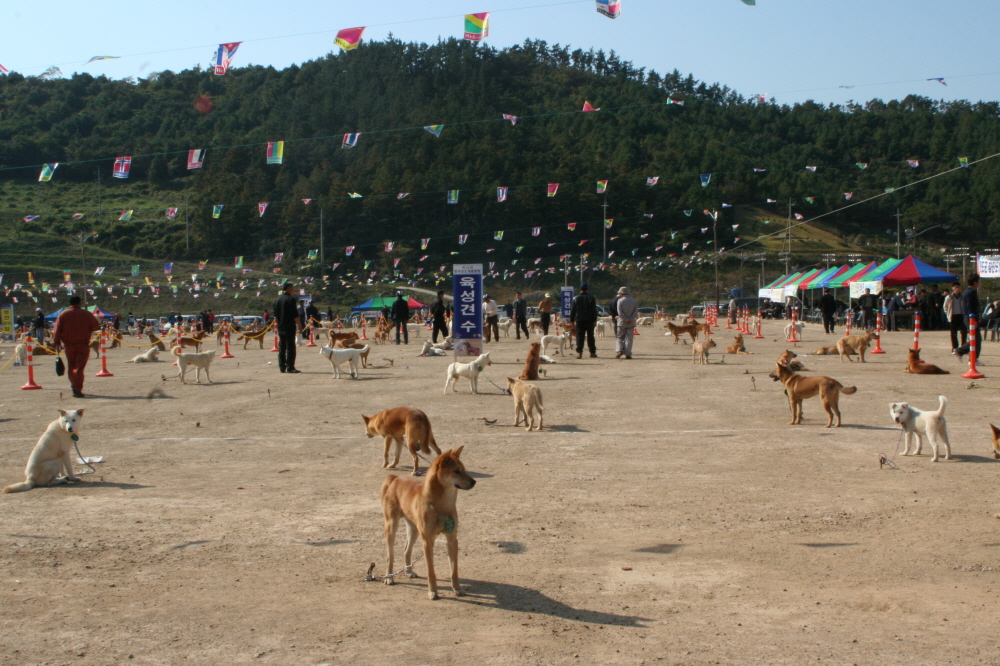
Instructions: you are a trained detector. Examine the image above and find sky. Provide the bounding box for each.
[1,0,997,105]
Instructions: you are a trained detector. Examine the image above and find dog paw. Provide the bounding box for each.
[454,587,464,597]
[67,475,80,482]
[428,591,440,600]
[383,577,394,586]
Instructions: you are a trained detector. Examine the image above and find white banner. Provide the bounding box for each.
[850,280,883,299]
[977,254,1000,279]
[782,285,799,301]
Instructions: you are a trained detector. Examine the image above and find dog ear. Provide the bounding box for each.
[58,409,67,416]
[453,445,464,458]
[75,409,84,416]
[361,415,370,424]
[990,423,1000,437]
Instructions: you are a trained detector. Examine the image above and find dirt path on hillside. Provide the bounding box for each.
[1,322,999,665]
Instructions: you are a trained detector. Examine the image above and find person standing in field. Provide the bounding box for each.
[51,295,100,398]
[944,281,967,353]
[570,283,598,359]
[483,294,499,343]
[538,293,553,335]
[513,291,529,340]
[273,282,302,373]
[614,286,638,359]
[819,288,837,334]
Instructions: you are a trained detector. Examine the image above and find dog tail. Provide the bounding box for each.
[3,480,33,493]
[171,345,183,358]
[935,395,948,416]
[840,385,858,395]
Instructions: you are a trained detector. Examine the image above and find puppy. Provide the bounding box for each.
[783,321,805,340]
[692,338,716,364]
[3,409,85,493]
[507,377,544,431]
[520,342,541,380]
[778,349,807,372]
[171,345,215,384]
[812,346,842,356]
[837,331,875,363]
[320,344,368,378]
[890,396,951,462]
[363,407,442,475]
[725,334,752,355]
[769,362,856,427]
[123,347,161,363]
[380,447,475,600]
[146,331,167,352]
[418,340,447,357]
[540,334,566,357]
[904,348,950,375]
[443,352,492,394]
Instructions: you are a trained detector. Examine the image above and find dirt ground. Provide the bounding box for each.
[1,320,999,666]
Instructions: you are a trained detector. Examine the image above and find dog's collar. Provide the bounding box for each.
[443,516,456,534]
[70,434,79,441]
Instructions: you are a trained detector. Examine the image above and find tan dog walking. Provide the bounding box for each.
[380,447,476,600]
[362,407,442,475]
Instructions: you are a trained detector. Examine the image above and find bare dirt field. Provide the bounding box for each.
[1,320,999,665]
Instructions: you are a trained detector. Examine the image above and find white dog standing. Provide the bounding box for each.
[540,334,567,357]
[444,352,492,394]
[783,321,805,340]
[890,396,952,462]
[4,409,85,493]
[172,345,215,384]
[320,344,369,378]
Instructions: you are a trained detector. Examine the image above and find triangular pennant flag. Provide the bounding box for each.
[805,166,817,172]
[722,203,732,208]
[805,197,815,204]
[458,235,468,245]
[766,198,777,203]
[235,256,244,269]
[393,258,401,268]
[532,227,541,236]
[113,156,131,178]
[794,213,804,220]
[38,163,58,182]
[494,231,504,240]
[342,133,361,149]
[72,213,85,219]
[547,183,559,197]
[684,210,692,216]
[421,238,430,250]
[646,176,659,186]
[567,223,576,231]
[907,160,920,168]
[582,101,599,112]
[348,192,363,198]
[266,141,284,165]
[596,180,608,194]
[503,114,519,125]
[959,156,969,167]
[604,219,613,228]
[258,202,268,217]
[856,162,868,170]
[274,253,283,263]
[397,193,409,200]
[668,98,685,106]
[463,12,490,41]
[302,198,312,205]
[119,209,133,221]
[345,246,355,256]
[385,242,395,252]
[213,205,224,218]
[754,168,767,173]
[497,186,508,202]
[700,174,711,187]
[844,192,853,200]
[424,125,444,137]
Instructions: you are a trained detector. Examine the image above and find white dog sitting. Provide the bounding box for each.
[3,409,85,493]
[171,345,215,384]
[540,334,567,357]
[320,344,369,378]
[890,395,952,462]
[124,347,161,363]
[418,340,447,357]
[783,321,805,339]
[443,352,492,394]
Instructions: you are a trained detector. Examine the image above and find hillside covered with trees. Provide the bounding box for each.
[2,37,1000,278]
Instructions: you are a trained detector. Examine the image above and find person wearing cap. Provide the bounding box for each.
[51,295,100,398]
[390,292,410,344]
[32,308,47,345]
[483,294,499,342]
[430,290,449,343]
[513,291,529,340]
[273,282,302,373]
[538,293,553,335]
[614,286,638,359]
[569,283,598,358]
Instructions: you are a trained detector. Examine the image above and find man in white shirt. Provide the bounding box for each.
[483,294,499,342]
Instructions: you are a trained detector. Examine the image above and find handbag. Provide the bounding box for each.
[55,356,65,377]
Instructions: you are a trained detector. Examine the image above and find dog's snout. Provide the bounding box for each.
[468,477,476,488]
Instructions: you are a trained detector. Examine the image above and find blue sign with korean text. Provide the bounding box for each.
[452,264,483,356]
[560,286,575,319]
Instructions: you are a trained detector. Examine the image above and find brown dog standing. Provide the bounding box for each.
[769,362,857,427]
[381,447,476,600]
[520,342,541,380]
[363,407,442,475]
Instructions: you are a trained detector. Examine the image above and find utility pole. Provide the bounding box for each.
[184,193,190,252]
[955,247,970,281]
[319,208,325,268]
[784,199,793,275]
[601,196,609,265]
[894,208,902,259]
[96,167,103,228]
[579,254,587,285]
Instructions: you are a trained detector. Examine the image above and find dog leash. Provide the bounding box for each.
[480,370,511,395]
[879,429,905,469]
[72,435,98,476]
[366,552,424,582]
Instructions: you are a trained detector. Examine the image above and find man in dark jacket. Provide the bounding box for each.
[305,301,320,332]
[513,291,529,339]
[273,282,302,373]
[956,274,983,362]
[390,292,409,345]
[570,283,598,359]
[819,289,837,334]
[857,288,878,331]
[430,291,449,343]
[32,308,47,344]
[52,295,101,397]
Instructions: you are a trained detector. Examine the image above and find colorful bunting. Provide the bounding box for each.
[532,227,541,236]
[274,253,283,263]
[342,133,361,149]
[547,183,559,197]
[582,101,600,112]
[307,250,318,260]
[928,77,947,86]
[346,246,355,256]
[213,205,224,218]
[805,196,814,204]
[235,256,244,269]
[119,210,133,221]
[503,114,519,125]
[0,64,8,74]
[38,163,58,182]
[646,176,659,186]
[113,156,131,178]
[700,174,711,187]
[604,219,613,228]
[447,190,459,204]
[794,213,804,220]
[458,235,468,245]
[164,262,173,274]
[766,198,777,203]
[187,149,205,169]
[907,160,920,168]
[844,192,853,200]
[805,166,817,172]
[266,141,284,164]
[596,180,608,194]
[424,125,444,137]
[668,98,685,106]
[959,156,969,167]
[421,238,430,250]
[463,13,490,41]
[393,258,401,268]
[596,0,622,19]
[385,242,395,252]
[856,162,868,170]
[335,27,365,51]
[494,230,504,240]
[166,208,178,220]
[348,192,363,198]
[198,261,207,269]
[258,202,268,217]
[72,213,85,219]
[497,186,508,202]
[131,265,140,277]
[214,42,241,75]
[302,198,313,205]
[754,168,767,173]
[397,193,409,199]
